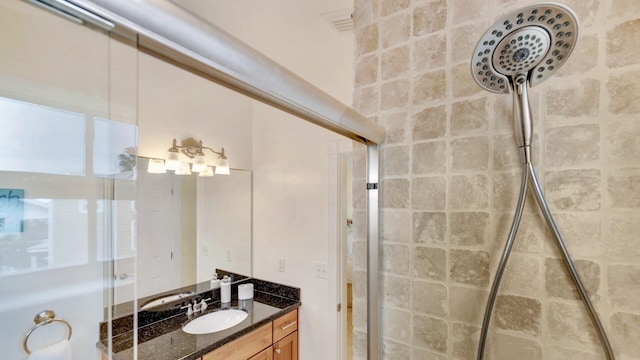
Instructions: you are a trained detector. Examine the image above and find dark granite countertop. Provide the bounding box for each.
[99,274,301,360]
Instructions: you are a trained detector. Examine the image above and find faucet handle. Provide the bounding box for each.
[186,303,193,316]
[200,299,208,311]
[193,300,201,312]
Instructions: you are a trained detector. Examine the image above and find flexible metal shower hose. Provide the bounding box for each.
[476,162,615,360]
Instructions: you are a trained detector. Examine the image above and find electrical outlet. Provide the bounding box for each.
[226,249,231,262]
[278,258,285,272]
[315,262,327,279]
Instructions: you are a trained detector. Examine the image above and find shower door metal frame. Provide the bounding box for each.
[27,0,385,359]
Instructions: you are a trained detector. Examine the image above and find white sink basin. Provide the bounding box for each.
[182,309,248,335]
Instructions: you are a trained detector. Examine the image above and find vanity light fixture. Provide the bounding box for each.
[147,137,230,175]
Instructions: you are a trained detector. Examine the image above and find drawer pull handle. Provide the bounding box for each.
[280,320,297,331]
[275,348,281,354]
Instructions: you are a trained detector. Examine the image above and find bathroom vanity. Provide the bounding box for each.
[99,273,300,360]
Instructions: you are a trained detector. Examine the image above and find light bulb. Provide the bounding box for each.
[147,158,166,174]
[165,151,182,171]
[191,154,207,172]
[199,166,214,177]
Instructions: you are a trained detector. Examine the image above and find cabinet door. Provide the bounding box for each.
[249,347,273,360]
[202,323,272,360]
[273,331,297,360]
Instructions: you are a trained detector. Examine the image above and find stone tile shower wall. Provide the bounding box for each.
[350,0,640,359]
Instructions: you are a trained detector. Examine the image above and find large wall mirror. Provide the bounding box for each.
[112,158,251,306]
[112,50,254,310]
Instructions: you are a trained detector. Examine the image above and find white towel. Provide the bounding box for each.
[27,339,71,360]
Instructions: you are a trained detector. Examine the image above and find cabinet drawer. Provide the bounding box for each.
[248,346,273,360]
[273,309,298,342]
[203,323,272,360]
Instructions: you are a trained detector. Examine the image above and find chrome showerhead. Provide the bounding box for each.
[471,3,579,94]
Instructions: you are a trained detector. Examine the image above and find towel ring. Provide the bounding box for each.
[23,310,72,354]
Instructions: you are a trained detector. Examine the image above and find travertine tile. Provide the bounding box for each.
[412,280,448,316]
[382,275,410,309]
[413,105,446,140]
[449,249,490,286]
[548,301,598,344]
[450,0,489,25]
[608,264,640,311]
[381,13,410,49]
[557,34,598,77]
[545,169,601,211]
[493,172,519,211]
[495,213,546,254]
[561,0,599,27]
[382,243,411,275]
[608,168,640,208]
[382,145,410,176]
[382,307,412,342]
[611,312,640,357]
[492,333,542,360]
[353,329,367,359]
[353,0,378,28]
[382,339,411,360]
[607,69,640,114]
[451,22,490,63]
[381,79,410,110]
[382,112,408,144]
[352,270,367,299]
[449,175,489,210]
[545,258,600,301]
[412,176,446,210]
[606,117,640,163]
[413,0,447,37]
[412,347,448,360]
[413,246,446,281]
[553,213,602,257]
[353,179,366,210]
[414,33,447,69]
[355,23,378,56]
[353,85,378,115]
[382,210,410,243]
[452,62,483,98]
[502,254,542,297]
[493,133,519,170]
[545,124,600,167]
[450,286,488,324]
[381,46,409,80]
[414,70,447,104]
[451,136,489,171]
[546,78,600,117]
[610,0,640,17]
[353,299,368,331]
[412,141,446,174]
[451,98,489,136]
[413,212,446,244]
[495,295,542,336]
[547,346,603,360]
[607,19,640,68]
[607,215,640,260]
[380,0,409,17]
[355,54,378,87]
[450,211,489,246]
[413,314,448,353]
[452,322,479,359]
[381,178,410,208]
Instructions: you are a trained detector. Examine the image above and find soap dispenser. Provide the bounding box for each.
[211,272,220,289]
[220,275,231,303]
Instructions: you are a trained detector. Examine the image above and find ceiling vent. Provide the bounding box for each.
[321,8,354,32]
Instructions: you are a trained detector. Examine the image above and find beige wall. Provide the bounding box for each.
[351,0,640,359]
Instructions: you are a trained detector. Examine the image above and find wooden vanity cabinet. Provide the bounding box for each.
[201,309,298,360]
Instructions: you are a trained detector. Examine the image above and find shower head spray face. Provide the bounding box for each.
[471,3,579,94]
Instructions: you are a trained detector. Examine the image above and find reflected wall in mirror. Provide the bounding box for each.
[113,157,251,305]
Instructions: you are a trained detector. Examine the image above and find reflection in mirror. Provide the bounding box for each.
[112,157,251,307]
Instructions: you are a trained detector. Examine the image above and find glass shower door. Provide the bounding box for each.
[0,1,137,358]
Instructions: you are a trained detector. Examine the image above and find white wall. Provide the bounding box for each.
[175,1,355,358]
